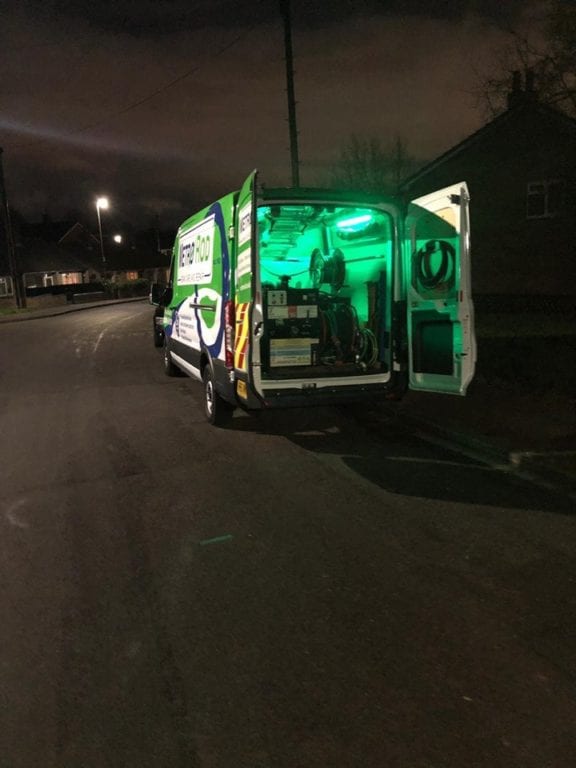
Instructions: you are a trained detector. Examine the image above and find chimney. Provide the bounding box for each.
[507,69,538,110]
[507,70,523,109]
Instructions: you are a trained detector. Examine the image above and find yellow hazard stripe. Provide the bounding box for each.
[234,302,250,371]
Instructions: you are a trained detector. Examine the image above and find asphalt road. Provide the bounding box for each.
[1,303,575,768]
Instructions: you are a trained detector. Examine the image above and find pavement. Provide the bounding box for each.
[358,381,576,499]
[0,295,147,323]
[2,296,574,498]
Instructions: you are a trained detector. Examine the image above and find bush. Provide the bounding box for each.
[102,278,150,298]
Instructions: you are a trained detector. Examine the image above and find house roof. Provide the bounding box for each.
[58,221,100,247]
[12,217,175,274]
[403,97,576,189]
[17,238,94,274]
[103,249,171,271]
[20,219,77,243]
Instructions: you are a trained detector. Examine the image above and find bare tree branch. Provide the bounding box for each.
[474,1,576,118]
[328,134,421,194]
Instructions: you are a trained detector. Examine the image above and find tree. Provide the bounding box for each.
[478,1,576,118]
[328,134,420,195]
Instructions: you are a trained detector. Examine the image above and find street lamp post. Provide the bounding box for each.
[95,196,109,266]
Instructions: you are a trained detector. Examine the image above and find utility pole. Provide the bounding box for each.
[0,147,25,308]
[280,0,300,187]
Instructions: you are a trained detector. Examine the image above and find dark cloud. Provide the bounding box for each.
[10,0,534,36]
[0,1,546,227]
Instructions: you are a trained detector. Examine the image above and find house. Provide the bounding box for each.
[403,72,576,302]
[18,219,101,285]
[0,273,14,302]
[14,218,172,302]
[100,227,172,286]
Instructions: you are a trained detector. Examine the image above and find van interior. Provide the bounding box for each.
[257,203,394,380]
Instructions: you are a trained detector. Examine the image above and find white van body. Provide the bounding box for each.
[152,172,476,425]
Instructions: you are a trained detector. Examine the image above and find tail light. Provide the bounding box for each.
[225,300,235,369]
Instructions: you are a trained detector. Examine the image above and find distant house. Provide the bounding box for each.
[1,211,174,308]
[14,219,99,288]
[0,274,14,300]
[101,227,172,285]
[19,240,95,289]
[403,72,576,300]
[16,219,172,290]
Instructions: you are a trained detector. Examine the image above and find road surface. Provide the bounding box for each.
[1,303,575,767]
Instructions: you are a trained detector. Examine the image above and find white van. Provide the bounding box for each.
[151,171,476,425]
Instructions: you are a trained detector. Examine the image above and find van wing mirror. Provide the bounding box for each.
[150,282,172,306]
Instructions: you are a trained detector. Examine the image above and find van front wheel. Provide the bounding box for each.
[163,337,180,377]
[202,367,233,426]
[153,316,164,347]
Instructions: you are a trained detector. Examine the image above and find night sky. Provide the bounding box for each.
[1,0,543,230]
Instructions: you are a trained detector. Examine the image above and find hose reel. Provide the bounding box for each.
[415,239,455,291]
[309,248,346,292]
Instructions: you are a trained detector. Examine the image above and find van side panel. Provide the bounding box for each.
[164,193,236,401]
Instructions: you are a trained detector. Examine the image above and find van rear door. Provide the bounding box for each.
[405,183,476,395]
[233,170,259,405]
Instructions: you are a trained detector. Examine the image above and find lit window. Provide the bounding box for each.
[527,180,564,219]
[0,276,14,296]
[125,271,139,281]
[61,272,81,285]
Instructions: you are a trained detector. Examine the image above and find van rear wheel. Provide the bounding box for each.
[202,366,233,426]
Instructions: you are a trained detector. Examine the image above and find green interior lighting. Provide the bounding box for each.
[336,212,373,230]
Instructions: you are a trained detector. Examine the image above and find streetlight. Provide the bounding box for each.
[113,234,122,244]
[95,196,109,265]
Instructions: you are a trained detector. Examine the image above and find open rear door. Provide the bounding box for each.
[233,170,258,404]
[405,182,476,395]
